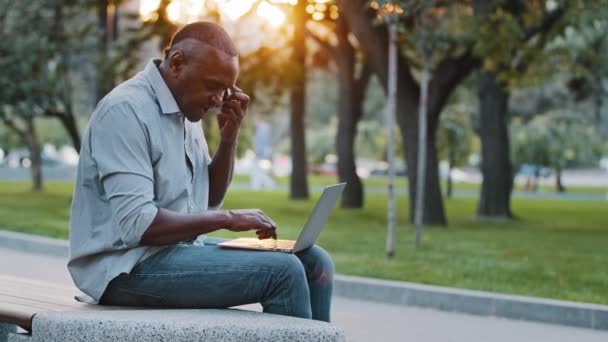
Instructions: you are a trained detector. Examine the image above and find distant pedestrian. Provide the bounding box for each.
[250,113,276,190]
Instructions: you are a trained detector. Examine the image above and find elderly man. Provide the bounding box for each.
[68,21,334,322]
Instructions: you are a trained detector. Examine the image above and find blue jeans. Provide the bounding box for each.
[99,237,335,322]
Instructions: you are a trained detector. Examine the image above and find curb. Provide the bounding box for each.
[334,274,608,331]
[1,230,607,331]
[0,230,68,258]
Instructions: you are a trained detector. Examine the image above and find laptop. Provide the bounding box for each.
[218,183,346,253]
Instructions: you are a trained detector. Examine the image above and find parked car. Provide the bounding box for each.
[5,148,63,168]
[369,160,407,177]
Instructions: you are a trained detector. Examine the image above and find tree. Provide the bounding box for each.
[340,0,479,225]
[511,114,603,192]
[1,0,94,155]
[306,7,371,208]
[0,1,86,190]
[473,0,567,218]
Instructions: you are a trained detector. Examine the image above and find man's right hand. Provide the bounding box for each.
[225,209,277,238]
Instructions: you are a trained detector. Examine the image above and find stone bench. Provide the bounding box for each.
[0,275,345,342]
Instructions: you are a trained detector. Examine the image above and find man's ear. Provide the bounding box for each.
[169,50,186,76]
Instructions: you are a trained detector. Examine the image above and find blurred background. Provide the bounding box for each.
[1,0,607,307]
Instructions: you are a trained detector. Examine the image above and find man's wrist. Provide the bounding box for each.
[221,210,233,228]
[219,139,237,147]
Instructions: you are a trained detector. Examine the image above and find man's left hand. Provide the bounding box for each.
[218,86,249,144]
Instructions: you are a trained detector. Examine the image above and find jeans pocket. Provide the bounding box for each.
[101,284,165,307]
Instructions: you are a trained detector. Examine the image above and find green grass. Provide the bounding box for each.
[1,181,607,305]
[232,174,607,195]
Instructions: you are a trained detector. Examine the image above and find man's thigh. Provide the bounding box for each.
[101,241,301,308]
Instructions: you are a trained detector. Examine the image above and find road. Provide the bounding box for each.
[1,247,607,341]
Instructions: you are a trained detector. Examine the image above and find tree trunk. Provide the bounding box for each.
[447,149,454,198]
[49,5,81,154]
[24,118,42,192]
[96,0,109,102]
[96,0,119,102]
[414,62,430,244]
[591,39,604,134]
[289,1,309,200]
[556,163,566,193]
[335,18,363,208]
[59,113,81,153]
[477,72,513,218]
[395,85,446,226]
[593,78,604,136]
[405,132,445,225]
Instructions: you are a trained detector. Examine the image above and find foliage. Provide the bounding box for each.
[373,0,475,70]
[511,114,604,170]
[0,125,20,150]
[96,1,158,100]
[551,1,608,136]
[471,0,608,90]
[356,120,403,161]
[0,0,148,143]
[437,104,472,167]
[0,0,93,188]
[0,1,74,121]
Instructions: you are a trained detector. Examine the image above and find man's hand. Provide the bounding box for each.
[218,86,249,144]
[225,209,277,239]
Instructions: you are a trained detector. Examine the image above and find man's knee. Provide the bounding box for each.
[279,254,307,281]
[298,245,334,285]
[310,245,334,272]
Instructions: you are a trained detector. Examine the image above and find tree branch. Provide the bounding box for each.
[524,6,567,42]
[0,115,27,141]
[428,47,480,128]
[355,62,372,91]
[305,27,337,60]
[354,62,372,122]
[0,1,15,33]
[339,0,419,95]
[514,6,568,74]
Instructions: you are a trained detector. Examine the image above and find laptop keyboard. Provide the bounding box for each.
[256,239,295,249]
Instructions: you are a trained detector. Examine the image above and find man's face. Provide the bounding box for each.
[169,43,239,122]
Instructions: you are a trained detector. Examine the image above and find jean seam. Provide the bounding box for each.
[130,269,280,277]
[276,257,297,316]
[108,284,163,301]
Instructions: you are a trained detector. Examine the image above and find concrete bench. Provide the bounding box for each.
[0,275,345,342]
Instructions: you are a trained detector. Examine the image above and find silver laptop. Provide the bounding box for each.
[218,183,346,253]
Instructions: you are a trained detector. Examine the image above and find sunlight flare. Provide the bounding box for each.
[167,0,206,23]
[218,0,255,21]
[139,0,161,21]
[256,1,286,28]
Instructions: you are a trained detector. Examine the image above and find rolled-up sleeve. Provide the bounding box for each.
[91,103,158,248]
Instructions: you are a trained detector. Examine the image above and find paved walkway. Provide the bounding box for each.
[2,247,607,341]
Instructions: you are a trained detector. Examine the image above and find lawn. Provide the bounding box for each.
[1,181,607,305]
[233,174,608,195]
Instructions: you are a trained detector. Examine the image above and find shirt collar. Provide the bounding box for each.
[144,59,181,115]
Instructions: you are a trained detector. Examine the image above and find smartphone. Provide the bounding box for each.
[222,88,232,102]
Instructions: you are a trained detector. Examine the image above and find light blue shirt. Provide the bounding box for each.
[68,59,212,303]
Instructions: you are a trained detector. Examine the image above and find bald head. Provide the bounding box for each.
[158,21,239,123]
[164,21,237,60]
